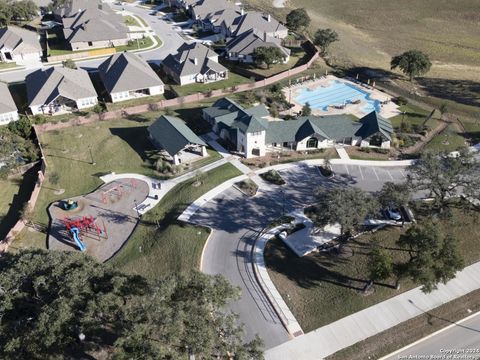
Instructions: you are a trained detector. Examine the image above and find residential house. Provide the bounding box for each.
[0,26,42,65]
[225,29,290,64]
[190,0,238,23]
[98,52,164,103]
[162,42,228,85]
[148,115,208,165]
[203,98,394,158]
[62,3,129,50]
[53,0,102,19]
[221,11,288,39]
[0,82,19,125]
[26,67,98,115]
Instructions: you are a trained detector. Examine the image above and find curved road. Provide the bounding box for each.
[0,2,185,82]
[189,162,409,349]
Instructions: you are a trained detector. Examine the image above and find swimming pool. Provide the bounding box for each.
[294,80,381,114]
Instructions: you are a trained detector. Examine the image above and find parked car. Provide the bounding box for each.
[386,208,402,221]
[150,10,158,15]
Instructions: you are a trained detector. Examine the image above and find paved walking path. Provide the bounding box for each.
[335,147,350,160]
[265,261,480,360]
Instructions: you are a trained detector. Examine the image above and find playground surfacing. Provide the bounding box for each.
[48,178,149,262]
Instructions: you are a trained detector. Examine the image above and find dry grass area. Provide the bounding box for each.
[264,207,480,333]
[246,0,480,82]
[326,288,480,360]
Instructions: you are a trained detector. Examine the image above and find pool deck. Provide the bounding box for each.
[282,75,400,119]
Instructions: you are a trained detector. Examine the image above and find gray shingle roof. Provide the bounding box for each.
[148,115,206,156]
[232,11,287,37]
[226,29,290,57]
[0,82,17,114]
[26,67,97,106]
[63,5,127,43]
[54,0,101,18]
[355,111,394,140]
[162,42,227,78]
[191,0,238,20]
[0,26,41,54]
[98,52,163,94]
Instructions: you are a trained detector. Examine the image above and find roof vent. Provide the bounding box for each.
[240,8,244,15]
[267,14,271,22]
[193,57,198,65]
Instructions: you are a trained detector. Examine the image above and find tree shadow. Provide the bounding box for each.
[416,77,480,108]
[174,107,212,135]
[0,164,40,239]
[109,126,157,163]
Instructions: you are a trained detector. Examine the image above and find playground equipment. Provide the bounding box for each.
[61,199,78,211]
[70,227,86,252]
[62,215,108,251]
[101,179,138,204]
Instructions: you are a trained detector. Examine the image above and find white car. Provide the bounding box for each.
[386,208,402,221]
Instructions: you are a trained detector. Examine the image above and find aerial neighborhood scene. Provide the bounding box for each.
[0,0,479,358]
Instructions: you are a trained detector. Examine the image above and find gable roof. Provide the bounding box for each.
[226,29,290,57]
[162,42,228,77]
[0,82,17,114]
[54,0,102,18]
[63,5,127,43]
[148,115,206,156]
[191,0,238,20]
[26,67,97,106]
[232,11,287,37]
[355,111,394,140]
[0,26,41,54]
[98,52,163,94]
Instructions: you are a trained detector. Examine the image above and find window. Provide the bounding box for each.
[88,41,93,46]
[306,137,318,148]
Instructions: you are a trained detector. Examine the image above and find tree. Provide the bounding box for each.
[407,149,480,213]
[62,58,77,69]
[0,249,264,360]
[438,102,448,121]
[301,102,311,116]
[286,8,310,31]
[378,181,411,224]
[253,46,285,69]
[397,221,464,292]
[368,247,393,283]
[314,186,378,236]
[0,1,13,26]
[390,49,432,82]
[11,0,38,21]
[313,28,339,55]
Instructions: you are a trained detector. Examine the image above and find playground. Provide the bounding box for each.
[48,178,150,262]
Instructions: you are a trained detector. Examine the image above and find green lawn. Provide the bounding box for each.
[111,163,242,278]
[30,112,217,230]
[264,208,480,333]
[171,72,253,97]
[0,62,18,70]
[115,36,155,52]
[462,120,480,145]
[390,104,439,131]
[0,179,22,220]
[123,15,139,26]
[105,94,166,112]
[424,123,468,152]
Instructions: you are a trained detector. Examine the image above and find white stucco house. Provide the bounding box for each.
[0,26,42,65]
[26,67,98,116]
[203,98,394,158]
[98,52,164,103]
[162,42,228,86]
[0,82,19,125]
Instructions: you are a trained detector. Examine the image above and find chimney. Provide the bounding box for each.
[194,57,198,65]
[267,14,271,22]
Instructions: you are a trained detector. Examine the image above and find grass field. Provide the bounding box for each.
[171,72,254,97]
[264,208,480,333]
[29,111,218,230]
[111,163,242,278]
[245,0,480,82]
[390,104,439,130]
[424,123,468,152]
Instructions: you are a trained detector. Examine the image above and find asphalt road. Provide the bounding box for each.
[383,312,480,360]
[190,163,408,349]
[0,2,185,83]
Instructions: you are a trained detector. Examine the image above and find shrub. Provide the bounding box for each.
[260,170,285,185]
[396,96,409,106]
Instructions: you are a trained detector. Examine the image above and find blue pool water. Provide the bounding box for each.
[294,80,381,114]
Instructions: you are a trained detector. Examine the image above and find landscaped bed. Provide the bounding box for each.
[235,179,258,196]
[264,207,480,333]
[241,148,338,169]
[260,170,285,185]
[345,146,391,161]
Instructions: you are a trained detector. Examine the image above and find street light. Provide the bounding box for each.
[89,145,96,165]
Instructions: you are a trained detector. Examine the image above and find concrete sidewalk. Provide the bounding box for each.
[265,261,480,360]
[335,147,350,160]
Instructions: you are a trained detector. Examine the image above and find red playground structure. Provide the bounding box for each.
[62,215,108,249]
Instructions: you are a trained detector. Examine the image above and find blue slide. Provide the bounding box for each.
[70,227,86,252]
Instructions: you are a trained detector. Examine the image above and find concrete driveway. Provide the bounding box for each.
[0,2,185,82]
[189,162,408,349]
